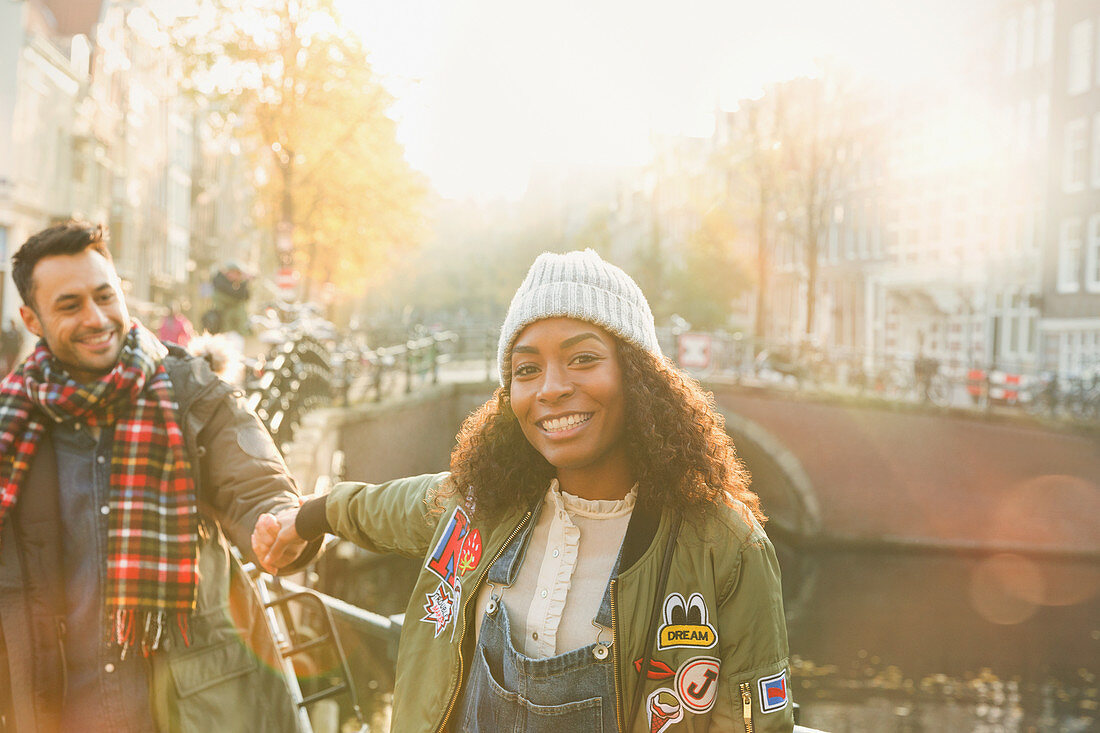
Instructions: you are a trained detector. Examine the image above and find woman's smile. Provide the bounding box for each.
[537,412,593,434]
[509,317,632,499]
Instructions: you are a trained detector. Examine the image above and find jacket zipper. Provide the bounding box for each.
[435,510,532,732]
[610,578,624,732]
[740,681,754,733]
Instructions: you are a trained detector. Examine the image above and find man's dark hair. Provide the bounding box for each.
[12,220,112,308]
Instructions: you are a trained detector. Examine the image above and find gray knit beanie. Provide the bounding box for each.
[497,249,661,385]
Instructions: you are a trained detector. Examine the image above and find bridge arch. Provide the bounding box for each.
[720,408,821,540]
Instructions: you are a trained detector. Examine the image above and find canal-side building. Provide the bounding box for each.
[0,0,99,324]
[683,1,1068,382]
[1038,0,1100,375]
[87,2,195,314]
[0,0,261,329]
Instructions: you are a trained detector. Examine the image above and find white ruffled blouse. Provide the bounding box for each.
[473,479,636,658]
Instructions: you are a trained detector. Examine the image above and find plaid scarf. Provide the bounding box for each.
[0,322,198,656]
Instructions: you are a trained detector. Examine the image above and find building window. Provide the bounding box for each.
[1005,14,1019,73]
[1038,0,1054,63]
[1092,115,1100,188]
[1068,19,1093,94]
[1059,218,1083,293]
[996,288,1037,362]
[1087,214,1100,292]
[1017,99,1032,151]
[1036,93,1049,141]
[1020,3,1036,70]
[1064,118,1088,192]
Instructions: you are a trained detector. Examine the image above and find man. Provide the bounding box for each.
[0,221,317,732]
[210,261,252,337]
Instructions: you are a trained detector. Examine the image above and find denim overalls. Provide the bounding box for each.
[458,510,621,732]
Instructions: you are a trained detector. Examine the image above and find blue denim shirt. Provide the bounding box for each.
[54,422,155,732]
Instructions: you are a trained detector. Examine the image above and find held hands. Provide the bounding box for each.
[251,506,307,574]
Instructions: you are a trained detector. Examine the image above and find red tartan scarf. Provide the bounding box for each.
[0,322,198,656]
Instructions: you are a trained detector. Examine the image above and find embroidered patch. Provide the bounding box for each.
[633,657,676,681]
[421,581,457,638]
[646,688,683,733]
[758,669,789,713]
[675,656,721,714]
[426,507,471,590]
[457,528,482,576]
[657,592,718,650]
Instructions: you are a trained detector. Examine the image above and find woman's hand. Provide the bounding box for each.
[251,506,307,574]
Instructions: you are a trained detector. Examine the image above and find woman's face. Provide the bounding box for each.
[509,317,629,490]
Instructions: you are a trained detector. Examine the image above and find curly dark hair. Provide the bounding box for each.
[439,337,763,527]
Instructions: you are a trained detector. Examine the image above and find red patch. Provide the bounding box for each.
[457,528,482,576]
[634,657,676,680]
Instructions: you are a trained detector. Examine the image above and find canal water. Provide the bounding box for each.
[779,546,1099,732]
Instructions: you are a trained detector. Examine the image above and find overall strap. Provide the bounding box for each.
[626,512,682,727]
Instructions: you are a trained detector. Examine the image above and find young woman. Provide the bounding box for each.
[254,249,794,732]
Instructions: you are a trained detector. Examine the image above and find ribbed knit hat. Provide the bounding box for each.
[497,249,661,385]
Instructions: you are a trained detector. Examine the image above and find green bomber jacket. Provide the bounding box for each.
[318,472,794,732]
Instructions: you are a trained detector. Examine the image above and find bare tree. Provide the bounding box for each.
[774,72,858,343]
[719,90,788,348]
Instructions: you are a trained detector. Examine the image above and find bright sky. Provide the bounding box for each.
[334,0,962,201]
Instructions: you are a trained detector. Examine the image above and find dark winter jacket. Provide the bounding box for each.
[0,346,315,732]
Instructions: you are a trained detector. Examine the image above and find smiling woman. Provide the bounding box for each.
[254,249,793,732]
[508,318,629,501]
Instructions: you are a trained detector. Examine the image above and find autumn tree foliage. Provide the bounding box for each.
[172,0,427,300]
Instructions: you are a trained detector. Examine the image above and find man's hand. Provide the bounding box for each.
[251,506,307,574]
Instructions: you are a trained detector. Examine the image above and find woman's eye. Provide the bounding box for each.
[514,364,537,377]
[572,353,599,365]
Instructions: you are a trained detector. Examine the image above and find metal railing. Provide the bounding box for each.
[243,333,335,448]
[662,330,1100,424]
[245,560,400,733]
[340,330,461,404]
[242,329,463,447]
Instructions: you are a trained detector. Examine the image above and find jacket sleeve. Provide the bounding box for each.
[323,473,449,559]
[712,532,795,732]
[195,384,319,570]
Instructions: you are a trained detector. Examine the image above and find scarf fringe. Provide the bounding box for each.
[111,609,191,658]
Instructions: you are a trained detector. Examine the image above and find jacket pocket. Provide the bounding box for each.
[163,636,302,733]
[169,638,257,697]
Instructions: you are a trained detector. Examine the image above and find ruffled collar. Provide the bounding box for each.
[546,478,637,520]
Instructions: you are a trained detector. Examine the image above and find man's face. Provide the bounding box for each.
[19,249,130,383]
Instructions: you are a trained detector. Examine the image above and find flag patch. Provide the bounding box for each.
[758,669,789,713]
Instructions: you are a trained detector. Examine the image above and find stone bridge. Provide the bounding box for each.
[288,379,1100,559]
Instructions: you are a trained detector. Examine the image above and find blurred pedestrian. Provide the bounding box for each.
[210,260,252,336]
[254,249,794,731]
[0,318,23,374]
[0,220,318,732]
[157,300,196,347]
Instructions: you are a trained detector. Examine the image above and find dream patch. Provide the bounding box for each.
[646,688,683,733]
[657,592,717,650]
[675,656,721,714]
[757,669,789,713]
